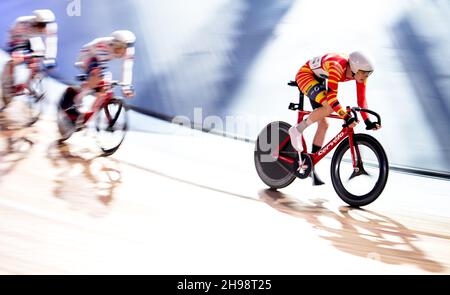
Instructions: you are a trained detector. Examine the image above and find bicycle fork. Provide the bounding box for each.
[348,130,369,180]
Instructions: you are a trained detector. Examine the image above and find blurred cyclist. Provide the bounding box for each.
[60,30,136,127]
[2,9,57,103]
[289,52,381,185]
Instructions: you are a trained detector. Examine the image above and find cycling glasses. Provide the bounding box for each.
[34,22,47,29]
[358,70,373,76]
[113,42,135,50]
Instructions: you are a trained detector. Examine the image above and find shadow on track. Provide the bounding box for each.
[259,189,448,273]
[46,141,122,217]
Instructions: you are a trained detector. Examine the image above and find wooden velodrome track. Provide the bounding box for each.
[0,114,450,275]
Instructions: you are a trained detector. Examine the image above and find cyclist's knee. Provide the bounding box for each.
[10,52,25,66]
[321,101,333,113]
[87,75,100,90]
[317,118,329,131]
[4,61,14,74]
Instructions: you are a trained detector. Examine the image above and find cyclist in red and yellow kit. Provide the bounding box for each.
[289,51,381,185]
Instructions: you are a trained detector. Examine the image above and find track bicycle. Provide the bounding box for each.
[254,81,389,207]
[57,75,129,157]
[1,52,48,128]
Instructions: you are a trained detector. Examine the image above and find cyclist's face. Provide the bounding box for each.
[33,22,47,33]
[355,70,372,82]
[113,46,127,57]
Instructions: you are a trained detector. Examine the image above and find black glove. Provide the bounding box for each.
[364,119,379,130]
[342,114,357,128]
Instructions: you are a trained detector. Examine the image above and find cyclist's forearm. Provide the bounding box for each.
[357,102,369,121]
[121,58,134,85]
[356,81,369,121]
[45,37,57,59]
[45,23,58,60]
[76,48,89,70]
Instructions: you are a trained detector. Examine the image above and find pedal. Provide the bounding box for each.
[293,153,313,179]
[74,119,85,132]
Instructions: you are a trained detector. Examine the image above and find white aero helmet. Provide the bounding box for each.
[111,30,136,48]
[349,51,374,74]
[15,16,36,24]
[32,9,56,23]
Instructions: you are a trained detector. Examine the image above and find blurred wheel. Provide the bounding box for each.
[94,98,128,156]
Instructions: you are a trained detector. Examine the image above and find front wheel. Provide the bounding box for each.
[0,70,45,128]
[94,98,128,157]
[331,133,389,207]
[254,121,297,189]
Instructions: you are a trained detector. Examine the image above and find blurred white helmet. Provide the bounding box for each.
[349,51,374,74]
[111,30,136,48]
[32,9,56,23]
[15,16,35,24]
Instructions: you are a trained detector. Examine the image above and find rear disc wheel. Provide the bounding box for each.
[254,121,297,189]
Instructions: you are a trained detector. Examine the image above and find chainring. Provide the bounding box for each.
[293,153,313,179]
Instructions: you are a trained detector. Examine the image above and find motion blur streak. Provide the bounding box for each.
[1,0,449,172]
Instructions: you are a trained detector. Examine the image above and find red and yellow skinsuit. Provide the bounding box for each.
[295,53,369,121]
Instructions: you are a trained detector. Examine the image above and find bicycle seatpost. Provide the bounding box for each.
[298,91,304,111]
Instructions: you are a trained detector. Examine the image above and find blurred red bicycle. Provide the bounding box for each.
[1,52,48,128]
[254,81,389,207]
[57,76,129,157]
